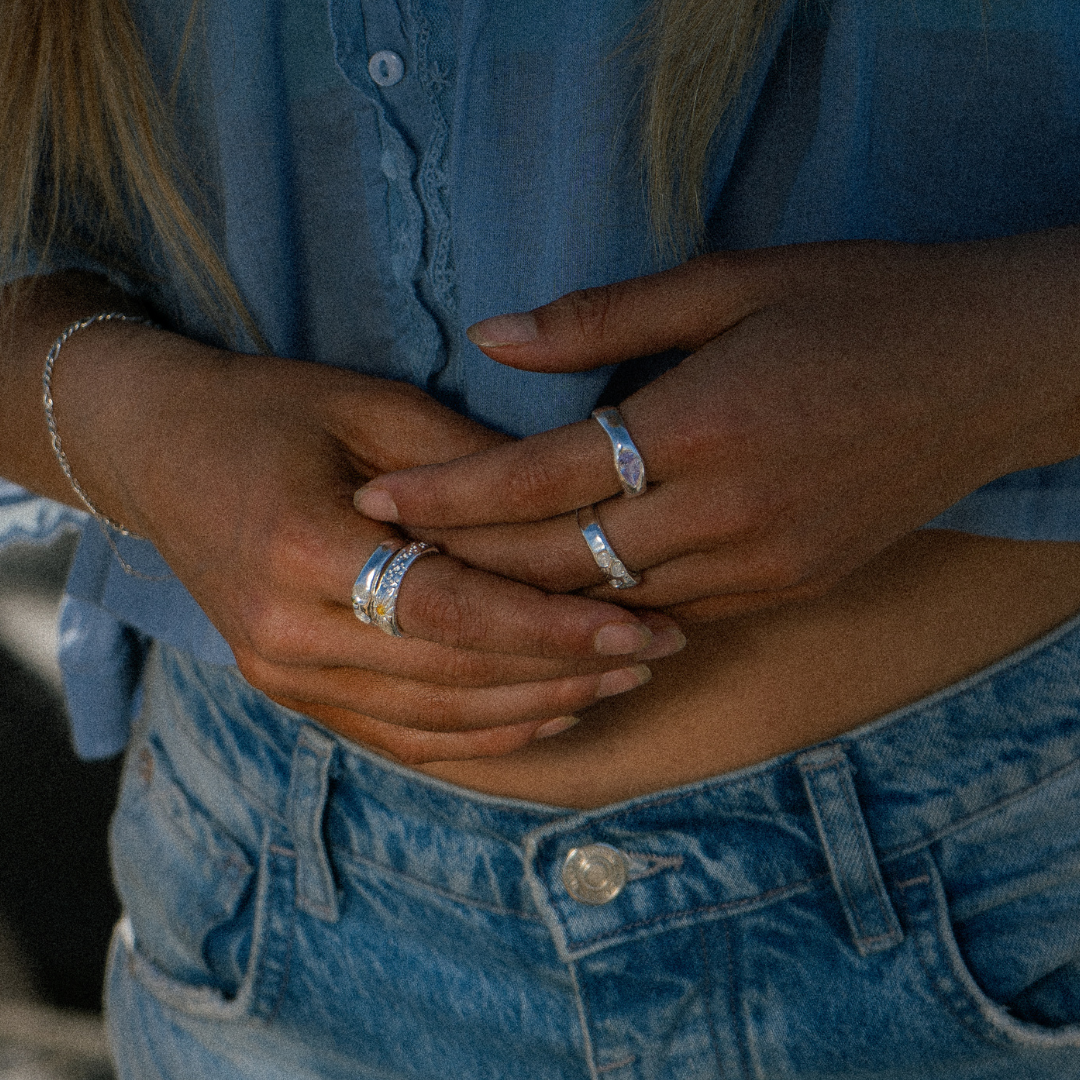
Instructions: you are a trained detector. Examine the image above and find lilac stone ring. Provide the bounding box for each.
[591,407,646,497]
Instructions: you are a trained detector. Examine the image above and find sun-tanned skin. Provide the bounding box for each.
[4,230,1080,808]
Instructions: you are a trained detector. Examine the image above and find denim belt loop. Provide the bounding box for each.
[287,725,341,923]
[797,745,903,957]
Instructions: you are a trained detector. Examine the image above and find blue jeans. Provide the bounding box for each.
[105,618,1080,1079]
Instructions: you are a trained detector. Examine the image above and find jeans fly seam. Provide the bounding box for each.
[726,920,753,1080]
[567,960,602,1080]
[699,924,725,1078]
[263,926,294,1025]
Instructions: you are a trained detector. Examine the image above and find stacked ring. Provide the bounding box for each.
[577,505,639,589]
[592,406,646,497]
[351,541,400,623]
[369,541,440,637]
[351,540,439,636]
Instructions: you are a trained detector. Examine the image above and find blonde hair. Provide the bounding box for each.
[0,0,254,342]
[641,0,787,256]
[0,0,782,321]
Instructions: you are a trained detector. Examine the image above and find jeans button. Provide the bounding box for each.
[562,844,628,905]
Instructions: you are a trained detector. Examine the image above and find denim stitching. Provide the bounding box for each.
[541,618,1080,834]
[564,872,830,950]
[726,920,751,1080]
[624,852,685,881]
[836,765,898,941]
[335,849,543,921]
[596,1057,635,1073]
[563,749,1080,951]
[893,851,1080,1051]
[699,924,725,1078]
[567,960,602,1080]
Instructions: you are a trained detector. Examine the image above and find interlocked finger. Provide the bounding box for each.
[370,550,656,657]
[413,483,725,594]
[354,402,664,529]
[240,654,651,732]
[268,700,556,765]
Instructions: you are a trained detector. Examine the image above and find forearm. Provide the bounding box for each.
[0,272,141,508]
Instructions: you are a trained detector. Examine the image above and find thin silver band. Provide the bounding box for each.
[592,406,646,498]
[577,505,639,589]
[43,312,156,536]
[352,541,402,623]
[369,541,440,636]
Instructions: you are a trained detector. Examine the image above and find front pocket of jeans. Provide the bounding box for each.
[111,732,272,1018]
[896,848,1080,1050]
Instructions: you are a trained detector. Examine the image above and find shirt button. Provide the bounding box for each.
[368,50,405,87]
[562,844,629,905]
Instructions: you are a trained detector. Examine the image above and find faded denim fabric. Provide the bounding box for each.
[107,616,1080,1079]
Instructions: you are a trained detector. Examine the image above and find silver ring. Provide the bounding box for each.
[592,406,646,497]
[369,541,440,637]
[352,541,401,623]
[577,505,639,589]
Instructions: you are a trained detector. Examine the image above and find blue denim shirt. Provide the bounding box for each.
[4,0,1080,758]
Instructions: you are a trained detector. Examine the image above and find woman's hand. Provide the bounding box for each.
[42,304,680,763]
[354,231,1080,621]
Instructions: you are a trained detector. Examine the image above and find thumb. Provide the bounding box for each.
[465,252,761,373]
[331,377,511,475]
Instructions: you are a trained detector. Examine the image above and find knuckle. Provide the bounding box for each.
[501,454,566,513]
[715,485,778,538]
[405,573,489,648]
[665,415,718,463]
[239,599,305,664]
[560,286,615,349]
[431,649,506,687]
[408,684,465,730]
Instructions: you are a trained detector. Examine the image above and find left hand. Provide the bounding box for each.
[354,233,1080,621]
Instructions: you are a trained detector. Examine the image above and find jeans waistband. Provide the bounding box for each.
[144,606,1080,962]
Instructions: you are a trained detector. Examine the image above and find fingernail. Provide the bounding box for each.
[354,486,399,522]
[638,626,687,661]
[594,622,653,655]
[596,664,652,698]
[466,313,538,347]
[534,715,581,740]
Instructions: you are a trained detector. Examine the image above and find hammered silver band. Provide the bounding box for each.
[351,541,401,623]
[592,406,646,497]
[577,505,639,589]
[368,541,439,636]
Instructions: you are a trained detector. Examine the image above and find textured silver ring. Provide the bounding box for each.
[352,541,401,623]
[577,505,639,589]
[592,406,646,497]
[369,541,440,637]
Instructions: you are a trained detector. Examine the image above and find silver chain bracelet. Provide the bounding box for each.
[42,311,168,578]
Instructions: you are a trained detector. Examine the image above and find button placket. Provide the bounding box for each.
[368,49,405,86]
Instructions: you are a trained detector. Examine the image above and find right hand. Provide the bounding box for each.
[53,323,679,763]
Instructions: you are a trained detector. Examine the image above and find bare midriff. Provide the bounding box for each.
[419,532,1080,809]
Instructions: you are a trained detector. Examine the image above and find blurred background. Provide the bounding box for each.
[0,533,118,1079]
